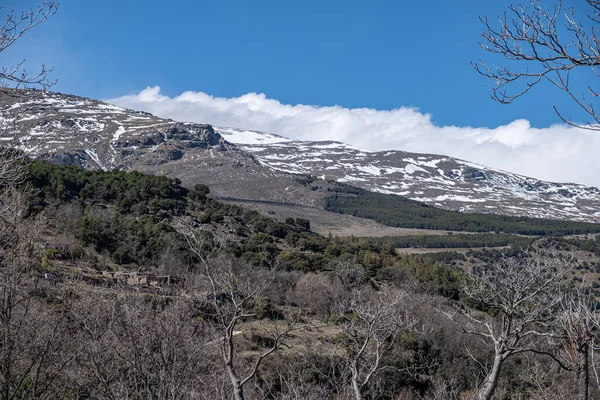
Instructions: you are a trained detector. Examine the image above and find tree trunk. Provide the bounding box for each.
[226,363,244,400]
[351,378,362,400]
[351,367,363,400]
[577,345,589,400]
[478,353,504,400]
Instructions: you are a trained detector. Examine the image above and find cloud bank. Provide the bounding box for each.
[108,86,600,188]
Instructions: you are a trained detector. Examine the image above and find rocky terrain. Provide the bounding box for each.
[0,90,323,207]
[2,89,600,223]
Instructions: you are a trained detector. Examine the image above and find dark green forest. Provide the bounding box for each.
[325,185,600,235]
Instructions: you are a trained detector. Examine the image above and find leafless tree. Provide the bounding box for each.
[0,268,75,400]
[333,287,417,400]
[0,0,58,186]
[275,373,333,400]
[441,254,573,400]
[515,355,570,399]
[551,287,600,400]
[69,294,125,399]
[0,185,78,400]
[71,292,211,400]
[288,272,344,318]
[473,0,600,129]
[182,228,298,400]
[247,355,339,400]
[0,188,32,259]
[422,376,463,400]
[330,260,367,291]
[507,287,600,400]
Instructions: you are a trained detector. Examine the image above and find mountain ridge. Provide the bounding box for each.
[215,126,600,222]
[1,89,599,223]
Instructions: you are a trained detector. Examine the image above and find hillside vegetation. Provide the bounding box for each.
[324,185,600,235]
[2,160,600,399]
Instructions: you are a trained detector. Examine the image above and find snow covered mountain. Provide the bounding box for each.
[217,127,600,222]
[2,89,600,223]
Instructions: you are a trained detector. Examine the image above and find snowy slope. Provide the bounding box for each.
[215,127,600,222]
[0,90,223,171]
[217,127,291,145]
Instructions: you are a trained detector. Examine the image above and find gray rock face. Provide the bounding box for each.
[0,90,229,172]
[165,123,221,147]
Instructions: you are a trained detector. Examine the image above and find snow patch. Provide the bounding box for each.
[112,126,125,142]
[85,149,107,171]
[216,127,291,144]
[404,164,428,174]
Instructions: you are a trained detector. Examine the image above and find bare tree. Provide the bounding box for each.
[517,288,600,400]
[330,260,367,291]
[441,254,573,400]
[72,292,211,400]
[0,268,75,400]
[0,184,78,400]
[334,287,417,400]
[248,354,340,400]
[288,272,345,318]
[0,0,58,186]
[553,287,600,400]
[521,355,574,400]
[0,188,31,259]
[473,0,600,129]
[182,229,297,400]
[275,371,333,400]
[423,376,463,400]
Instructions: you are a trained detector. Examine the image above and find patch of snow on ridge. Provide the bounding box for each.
[356,165,382,175]
[418,159,443,168]
[85,149,107,171]
[215,127,291,144]
[339,175,368,182]
[96,103,127,112]
[307,141,370,152]
[433,194,487,203]
[112,126,126,142]
[404,164,428,174]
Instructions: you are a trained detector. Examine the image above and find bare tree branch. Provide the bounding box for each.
[333,287,417,400]
[474,0,600,130]
[0,1,58,186]
[180,222,299,400]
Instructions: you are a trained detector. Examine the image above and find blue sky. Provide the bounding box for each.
[5,0,600,186]
[4,0,573,128]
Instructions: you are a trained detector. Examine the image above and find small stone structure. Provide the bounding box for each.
[102,271,182,288]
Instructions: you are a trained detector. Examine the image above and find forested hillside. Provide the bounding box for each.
[1,160,599,399]
[6,0,600,398]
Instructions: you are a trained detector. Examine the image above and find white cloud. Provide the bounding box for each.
[108,86,600,188]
